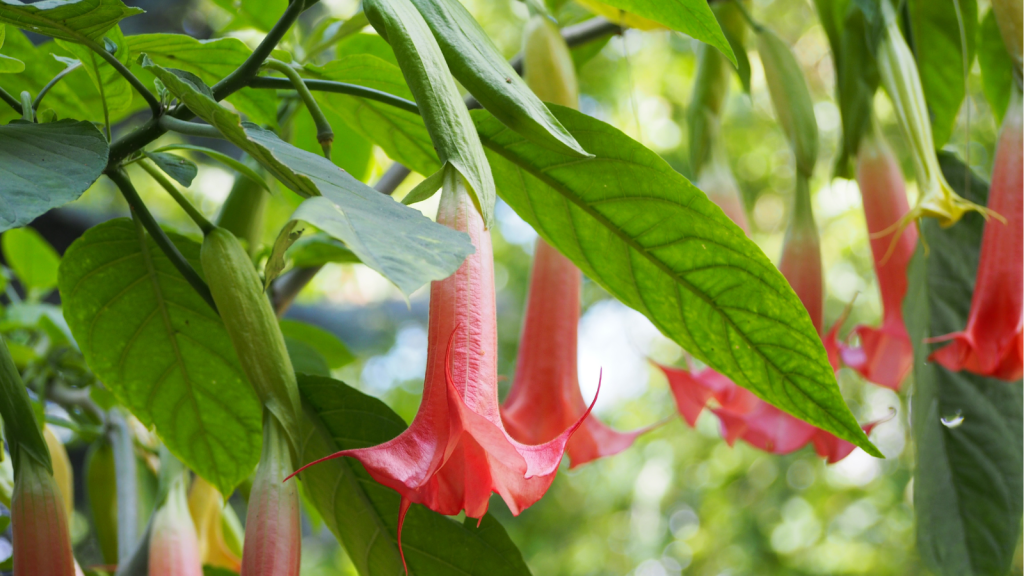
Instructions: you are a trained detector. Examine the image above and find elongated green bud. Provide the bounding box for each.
[86,438,119,564]
[522,15,579,110]
[200,227,302,457]
[757,27,818,179]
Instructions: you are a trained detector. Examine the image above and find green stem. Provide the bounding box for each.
[213,0,307,101]
[20,91,32,122]
[0,85,21,115]
[34,61,82,111]
[158,116,223,139]
[138,159,215,234]
[84,38,162,117]
[108,169,218,312]
[262,59,334,157]
[248,76,420,114]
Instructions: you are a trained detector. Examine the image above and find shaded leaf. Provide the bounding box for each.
[1,227,60,295]
[144,151,198,188]
[0,30,96,123]
[285,234,360,268]
[905,153,1023,576]
[977,9,1015,122]
[150,144,269,190]
[55,24,132,115]
[297,374,532,576]
[0,119,108,233]
[279,319,353,369]
[0,0,142,43]
[474,105,877,453]
[58,219,262,494]
[284,336,331,378]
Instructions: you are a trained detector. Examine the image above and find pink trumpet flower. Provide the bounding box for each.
[501,239,648,467]
[929,89,1023,381]
[149,472,202,576]
[830,131,916,390]
[11,456,76,576]
[290,170,593,568]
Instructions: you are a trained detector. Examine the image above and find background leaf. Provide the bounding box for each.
[474,105,876,453]
[279,319,353,370]
[0,30,98,123]
[297,374,533,576]
[976,9,1015,123]
[905,153,1023,576]
[907,0,977,149]
[143,151,198,188]
[1,227,60,295]
[0,0,142,43]
[0,119,108,233]
[59,219,262,494]
[56,24,132,115]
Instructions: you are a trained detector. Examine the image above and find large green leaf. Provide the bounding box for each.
[56,25,132,116]
[908,0,977,148]
[905,153,1023,576]
[410,0,587,157]
[0,119,108,233]
[977,9,1015,123]
[303,55,439,177]
[59,219,262,494]
[145,58,474,297]
[0,0,141,43]
[128,33,278,127]
[595,0,735,66]
[297,375,532,576]
[474,105,877,454]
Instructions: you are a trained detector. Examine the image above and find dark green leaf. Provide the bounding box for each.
[364,0,496,225]
[905,153,1023,576]
[150,144,269,191]
[474,105,877,454]
[128,33,278,126]
[284,336,331,377]
[145,58,475,298]
[0,0,142,43]
[908,0,977,148]
[593,0,735,66]
[977,9,1015,122]
[55,24,131,114]
[297,374,532,576]
[0,119,108,233]
[279,318,354,369]
[1,227,60,295]
[144,151,198,188]
[410,0,588,157]
[58,219,262,494]
[303,55,440,177]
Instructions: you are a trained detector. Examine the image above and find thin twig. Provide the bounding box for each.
[108,169,218,312]
[158,116,223,139]
[0,85,22,115]
[262,59,334,157]
[33,61,82,111]
[138,159,215,234]
[213,0,307,101]
[249,77,421,114]
[85,39,162,117]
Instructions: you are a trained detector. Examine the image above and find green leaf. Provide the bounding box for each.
[290,99,373,181]
[284,336,331,377]
[0,119,108,233]
[597,0,735,66]
[279,319,354,369]
[334,32,397,65]
[410,0,588,157]
[977,9,1015,123]
[150,144,269,191]
[1,227,60,295]
[0,0,142,43]
[474,105,878,454]
[297,374,532,576]
[0,30,95,123]
[908,0,977,148]
[209,0,285,33]
[905,153,1023,576]
[144,151,198,188]
[55,24,132,115]
[145,57,475,298]
[128,33,278,126]
[202,566,239,576]
[303,55,440,177]
[58,219,262,494]
[364,0,496,226]
[285,234,360,268]
[0,27,24,73]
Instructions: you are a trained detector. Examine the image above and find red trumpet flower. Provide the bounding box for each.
[929,89,1023,381]
[829,132,916,390]
[501,239,647,467]
[241,413,300,576]
[290,170,593,567]
[11,456,77,576]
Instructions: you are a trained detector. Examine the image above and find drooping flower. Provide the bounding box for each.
[929,88,1023,381]
[501,239,647,467]
[11,455,76,576]
[188,476,242,572]
[149,469,202,576]
[831,129,916,390]
[290,169,592,566]
[241,412,300,576]
[779,177,824,333]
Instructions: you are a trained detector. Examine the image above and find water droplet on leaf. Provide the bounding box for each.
[940,410,964,428]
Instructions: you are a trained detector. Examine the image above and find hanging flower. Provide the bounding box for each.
[189,476,242,572]
[929,88,1023,381]
[501,239,649,467]
[290,169,592,567]
[149,471,203,576]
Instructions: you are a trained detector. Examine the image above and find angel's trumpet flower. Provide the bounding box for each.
[501,239,646,467]
[832,130,916,390]
[929,88,1023,381]
[11,456,77,576]
[149,469,202,576]
[290,170,593,567]
[189,476,242,572]
[779,177,824,333]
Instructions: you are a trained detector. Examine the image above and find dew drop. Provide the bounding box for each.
[940,410,964,428]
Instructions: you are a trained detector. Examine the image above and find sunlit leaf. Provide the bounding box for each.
[0,0,142,43]
[1,227,60,295]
